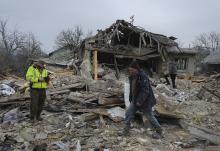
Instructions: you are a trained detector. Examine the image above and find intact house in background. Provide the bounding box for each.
[166,47,198,75]
[77,20,197,80]
[203,50,220,73]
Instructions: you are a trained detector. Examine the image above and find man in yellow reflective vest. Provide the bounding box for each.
[26,60,49,122]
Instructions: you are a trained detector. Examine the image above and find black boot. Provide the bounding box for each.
[122,125,130,136]
[118,125,130,136]
[156,128,163,135]
[29,115,36,123]
[152,128,163,139]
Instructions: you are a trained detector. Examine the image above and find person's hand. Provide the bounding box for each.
[44,76,50,83]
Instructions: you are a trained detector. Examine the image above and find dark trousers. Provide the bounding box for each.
[164,74,170,85]
[170,74,177,88]
[164,74,177,88]
[30,88,46,119]
[125,103,161,129]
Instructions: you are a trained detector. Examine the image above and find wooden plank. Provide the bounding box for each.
[179,120,220,145]
[0,89,70,105]
[203,146,220,151]
[77,113,99,122]
[69,107,125,122]
[98,96,123,105]
[69,108,109,116]
[0,94,30,104]
[67,95,85,104]
[93,49,98,80]
[48,89,70,95]
[139,33,142,55]
[191,79,205,83]
[99,115,106,127]
[53,83,85,91]
[114,55,120,80]
[155,106,183,119]
[90,47,157,57]
[67,92,98,104]
[202,86,220,99]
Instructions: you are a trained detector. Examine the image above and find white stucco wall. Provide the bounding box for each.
[168,54,196,75]
[187,57,196,74]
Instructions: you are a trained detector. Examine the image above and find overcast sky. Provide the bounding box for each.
[0,0,220,52]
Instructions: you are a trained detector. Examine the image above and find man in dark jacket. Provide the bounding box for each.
[168,59,178,88]
[123,61,162,138]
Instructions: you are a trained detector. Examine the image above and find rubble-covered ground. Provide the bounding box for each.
[0,69,220,151]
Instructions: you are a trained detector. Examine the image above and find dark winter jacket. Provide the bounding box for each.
[129,69,156,109]
[168,62,177,74]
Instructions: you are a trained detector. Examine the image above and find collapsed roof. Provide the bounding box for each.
[167,47,198,55]
[81,20,179,60]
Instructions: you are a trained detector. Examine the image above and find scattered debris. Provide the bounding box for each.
[0,61,219,150]
[2,108,22,127]
[180,120,220,145]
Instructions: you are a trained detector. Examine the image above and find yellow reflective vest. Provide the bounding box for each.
[26,65,48,89]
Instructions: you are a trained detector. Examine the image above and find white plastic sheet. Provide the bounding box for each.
[124,81,130,108]
[0,84,15,96]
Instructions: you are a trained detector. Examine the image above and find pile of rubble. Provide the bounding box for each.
[0,69,220,150]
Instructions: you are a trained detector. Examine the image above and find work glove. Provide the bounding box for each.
[44,76,50,83]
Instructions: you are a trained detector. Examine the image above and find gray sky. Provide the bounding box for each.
[1,0,220,52]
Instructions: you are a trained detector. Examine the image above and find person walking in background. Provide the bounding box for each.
[168,59,178,88]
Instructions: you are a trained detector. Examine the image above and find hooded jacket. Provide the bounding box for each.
[129,69,156,109]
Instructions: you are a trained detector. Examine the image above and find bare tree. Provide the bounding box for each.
[55,26,83,51]
[24,32,43,58]
[0,19,27,54]
[176,40,184,48]
[86,30,93,38]
[0,18,44,74]
[0,19,9,52]
[193,31,220,51]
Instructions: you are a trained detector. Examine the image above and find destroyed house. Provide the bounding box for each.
[79,20,180,79]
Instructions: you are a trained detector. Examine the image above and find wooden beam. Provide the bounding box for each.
[141,33,147,46]
[202,86,220,99]
[139,33,142,55]
[98,95,123,105]
[114,55,120,79]
[179,120,220,145]
[77,113,99,122]
[0,89,70,105]
[51,83,85,91]
[89,47,157,57]
[93,49,98,80]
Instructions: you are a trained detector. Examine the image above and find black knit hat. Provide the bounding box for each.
[35,60,45,68]
[129,61,140,70]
